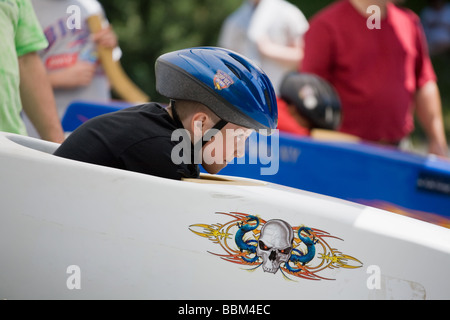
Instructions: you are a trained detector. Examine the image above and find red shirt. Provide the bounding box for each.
[276,98,310,136]
[301,0,436,143]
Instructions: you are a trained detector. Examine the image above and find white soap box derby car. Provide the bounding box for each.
[0,131,449,300]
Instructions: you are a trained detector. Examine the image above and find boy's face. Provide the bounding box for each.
[201,123,253,174]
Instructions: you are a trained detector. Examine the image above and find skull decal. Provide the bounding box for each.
[256,220,294,274]
[190,212,364,281]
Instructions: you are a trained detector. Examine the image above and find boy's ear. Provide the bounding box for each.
[191,112,210,132]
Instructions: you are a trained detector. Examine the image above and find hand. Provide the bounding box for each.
[92,25,118,49]
[428,140,449,158]
[63,61,97,87]
[48,61,97,89]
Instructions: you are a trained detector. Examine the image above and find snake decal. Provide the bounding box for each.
[189,212,363,281]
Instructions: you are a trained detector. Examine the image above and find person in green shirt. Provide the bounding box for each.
[0,0,64,143]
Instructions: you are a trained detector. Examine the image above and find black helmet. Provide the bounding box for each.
[280,72,341,130]
[155,47,278,133]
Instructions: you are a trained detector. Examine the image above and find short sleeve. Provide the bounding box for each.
[288,5,309,38]
[15,0,48,57]
[247,0,308,42]
[77,0,103,16]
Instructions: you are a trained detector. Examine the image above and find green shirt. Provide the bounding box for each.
[0,0,48,135]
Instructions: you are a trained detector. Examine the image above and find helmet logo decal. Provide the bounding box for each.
[214,70,234,90]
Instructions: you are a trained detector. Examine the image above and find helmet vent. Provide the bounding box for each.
[264,90,272,113]
[228,52,253,73]
[224,62,242,80]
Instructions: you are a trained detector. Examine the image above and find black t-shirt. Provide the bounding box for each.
[54,103,199,180]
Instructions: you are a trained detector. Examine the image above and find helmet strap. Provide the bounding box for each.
[169,100,185,129]
[193,119,228,159]
[191,118,227,165]
[171,100,228,163]
[200,119,228,148]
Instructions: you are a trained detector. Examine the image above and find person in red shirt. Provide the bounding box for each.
[302,0,448,156]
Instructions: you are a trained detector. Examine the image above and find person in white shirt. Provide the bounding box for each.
[218,0,309,94]
[25,0,120,137]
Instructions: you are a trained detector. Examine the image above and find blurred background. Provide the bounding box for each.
[98,0,449,147]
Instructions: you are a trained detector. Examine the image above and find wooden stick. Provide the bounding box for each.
[87,15,150,103]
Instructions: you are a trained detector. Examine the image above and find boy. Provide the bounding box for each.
[278,72,341,135]
[278,71,360,142]
[54,47,278,180]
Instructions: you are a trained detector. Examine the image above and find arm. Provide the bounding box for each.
[47,61,96,89]
[256,36,303,65]
[250,2,308,67]
[19,52,65,143]
[413,16,448,157]
[415,81,448,157]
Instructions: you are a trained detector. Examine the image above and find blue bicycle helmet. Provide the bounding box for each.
[155,47,278,133]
